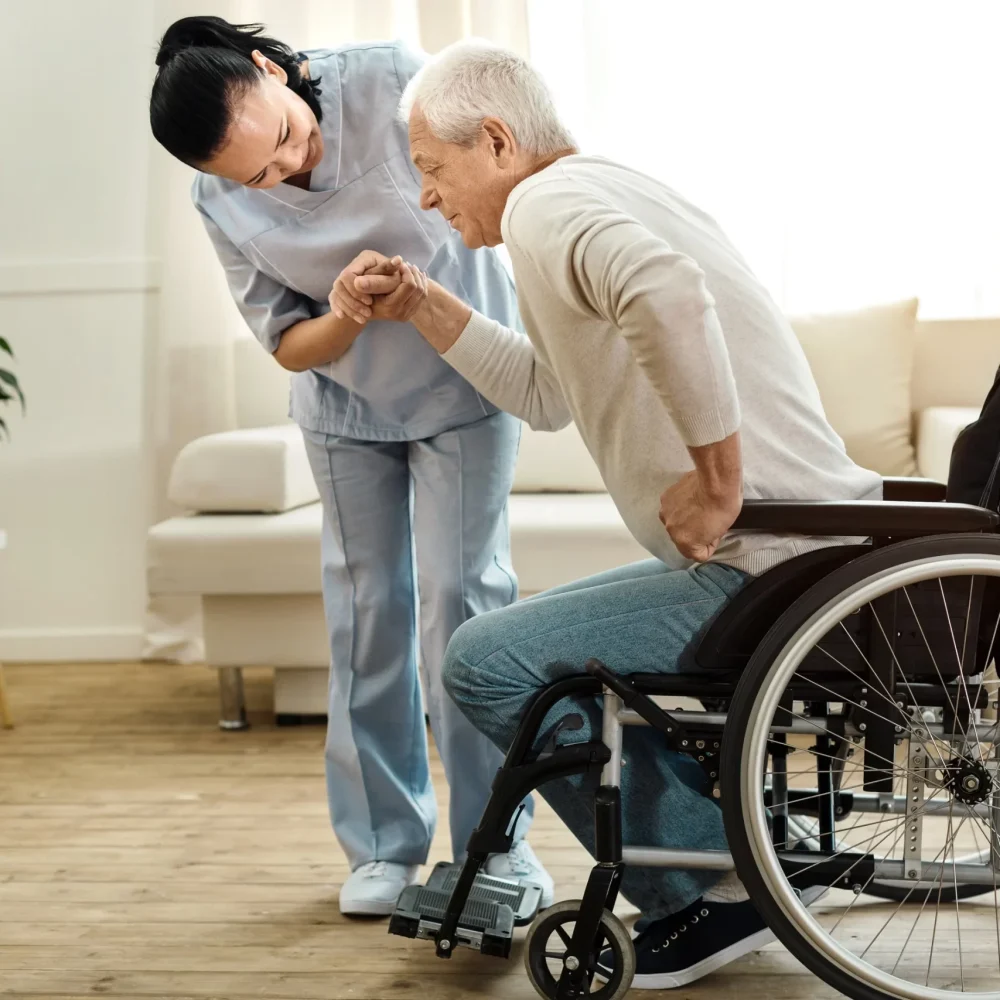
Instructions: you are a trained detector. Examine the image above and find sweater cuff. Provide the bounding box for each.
[675,397,742,448]
[441,309,498,376]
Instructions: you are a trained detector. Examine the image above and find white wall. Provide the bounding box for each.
[0,0,531,663]
[0,0,159,660]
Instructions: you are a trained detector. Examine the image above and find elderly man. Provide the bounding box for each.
[336,40,881,989]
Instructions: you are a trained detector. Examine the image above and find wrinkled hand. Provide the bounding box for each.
[330,250,399,324]
[330,250,428,324]
[658,471,741,562]
[358,257,428,323]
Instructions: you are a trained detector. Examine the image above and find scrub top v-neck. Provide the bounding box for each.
[192,41,523,442]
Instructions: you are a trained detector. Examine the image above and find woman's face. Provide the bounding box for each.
[201,52,323,188]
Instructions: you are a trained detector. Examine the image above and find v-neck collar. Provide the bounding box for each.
[257,51,343,212]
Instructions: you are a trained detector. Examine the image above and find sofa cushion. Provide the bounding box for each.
[168,425,319,513]
[148,494,646,598]
[148,504,324,596]
[790,298,919,476]
[916,406,980,484]
[513,422,605,492]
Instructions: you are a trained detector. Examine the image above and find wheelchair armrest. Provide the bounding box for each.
[881,477,947,502]
[732,500,998,537]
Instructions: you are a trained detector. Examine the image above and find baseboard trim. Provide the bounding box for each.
[0,627,144,662]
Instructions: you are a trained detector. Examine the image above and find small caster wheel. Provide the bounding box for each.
[524,899,635,1000]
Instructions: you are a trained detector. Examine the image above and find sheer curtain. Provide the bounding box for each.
[526,0,1000,317]
[145,0,528,660]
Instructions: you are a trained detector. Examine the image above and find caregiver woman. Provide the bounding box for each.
[149,16,551,916]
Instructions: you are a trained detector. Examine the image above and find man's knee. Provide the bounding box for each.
[442,613,500,707]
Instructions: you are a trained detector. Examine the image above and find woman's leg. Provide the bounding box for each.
[302,430,435,871]
[408,412,534,861]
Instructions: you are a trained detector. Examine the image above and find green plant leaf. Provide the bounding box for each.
[0,337,11,358]
[0,415,7,439]
[0,384,11,403]
[0,369,24,411]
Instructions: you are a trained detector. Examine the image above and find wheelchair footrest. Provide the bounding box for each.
[388,861,543,957]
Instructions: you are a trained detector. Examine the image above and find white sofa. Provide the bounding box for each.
[147,303,1000,726]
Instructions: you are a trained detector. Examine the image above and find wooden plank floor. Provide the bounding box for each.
[0,663,994,1000]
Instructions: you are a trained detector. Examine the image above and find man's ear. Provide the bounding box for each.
[251,49,288,85]
[482,117,517,165]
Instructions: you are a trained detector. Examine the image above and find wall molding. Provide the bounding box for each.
[0,258,162,297]
[0,626,144,663]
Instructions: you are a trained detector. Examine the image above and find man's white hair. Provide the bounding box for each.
[399,39,575,155]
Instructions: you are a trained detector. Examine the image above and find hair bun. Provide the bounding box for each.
[155,16,249,68]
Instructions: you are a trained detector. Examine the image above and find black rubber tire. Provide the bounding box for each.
[524,899,635,1000]
[721,534,1000,1000]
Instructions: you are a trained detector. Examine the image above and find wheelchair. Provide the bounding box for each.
[389,476,1000,1000]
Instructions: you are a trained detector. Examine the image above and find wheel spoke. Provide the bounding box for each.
[924,850,947,988]
[948,800,1000,987]
[889,825,966,976]
[784,683,944,786]
[949,805,966,992]
[938,578,987,768]
[831,775,904,940]
[903,584,961,731]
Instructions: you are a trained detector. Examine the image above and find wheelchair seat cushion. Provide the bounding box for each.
[695,545,869,670]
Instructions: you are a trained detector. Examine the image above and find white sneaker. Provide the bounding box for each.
[484,841,555,909]
[338,861,420,917]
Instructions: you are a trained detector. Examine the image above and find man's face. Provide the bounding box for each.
[408,109,511,249]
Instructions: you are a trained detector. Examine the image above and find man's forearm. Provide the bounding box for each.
[273,312,365,372]
[410,279,472,353]
[409,278,572,432]
[688,431,743,512]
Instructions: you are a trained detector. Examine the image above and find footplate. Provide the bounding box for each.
[388,861,543,957]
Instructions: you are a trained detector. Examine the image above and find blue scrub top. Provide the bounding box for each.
[192,41,522,441]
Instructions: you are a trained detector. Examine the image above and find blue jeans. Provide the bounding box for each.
[442,558,751,922]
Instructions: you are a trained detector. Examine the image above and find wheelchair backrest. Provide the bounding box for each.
[946,361,1000,512]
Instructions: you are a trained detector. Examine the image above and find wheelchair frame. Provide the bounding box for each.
[394,481,1000,1000]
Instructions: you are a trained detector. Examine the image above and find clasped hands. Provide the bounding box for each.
[330,250,428,326]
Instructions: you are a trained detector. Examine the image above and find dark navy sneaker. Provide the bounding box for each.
[595,887,824,990]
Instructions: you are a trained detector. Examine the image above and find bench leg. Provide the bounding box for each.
[218,667,248,731]
[0,663,12,729]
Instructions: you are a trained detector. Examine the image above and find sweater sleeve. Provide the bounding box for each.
[442,310,572,432]
[507,179,741,448]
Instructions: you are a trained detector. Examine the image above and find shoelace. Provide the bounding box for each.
[651,907,710,953]
[358,861,388,879]
[495,842,532,876]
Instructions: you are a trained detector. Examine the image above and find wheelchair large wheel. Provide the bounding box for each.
[722,535,1000,1000]
[524,900,635,999]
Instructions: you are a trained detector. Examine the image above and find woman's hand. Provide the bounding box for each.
[330,250,400,324]
[330,251,428,324]
[358,258,428,323]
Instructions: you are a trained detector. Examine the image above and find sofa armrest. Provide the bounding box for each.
[881,477,947,503]
[733,500,997,537]
[168,424,319,513]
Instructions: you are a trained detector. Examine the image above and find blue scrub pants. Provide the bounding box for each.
[302,411,533,869]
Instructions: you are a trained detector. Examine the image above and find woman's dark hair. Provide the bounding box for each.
[150,16,323,166]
